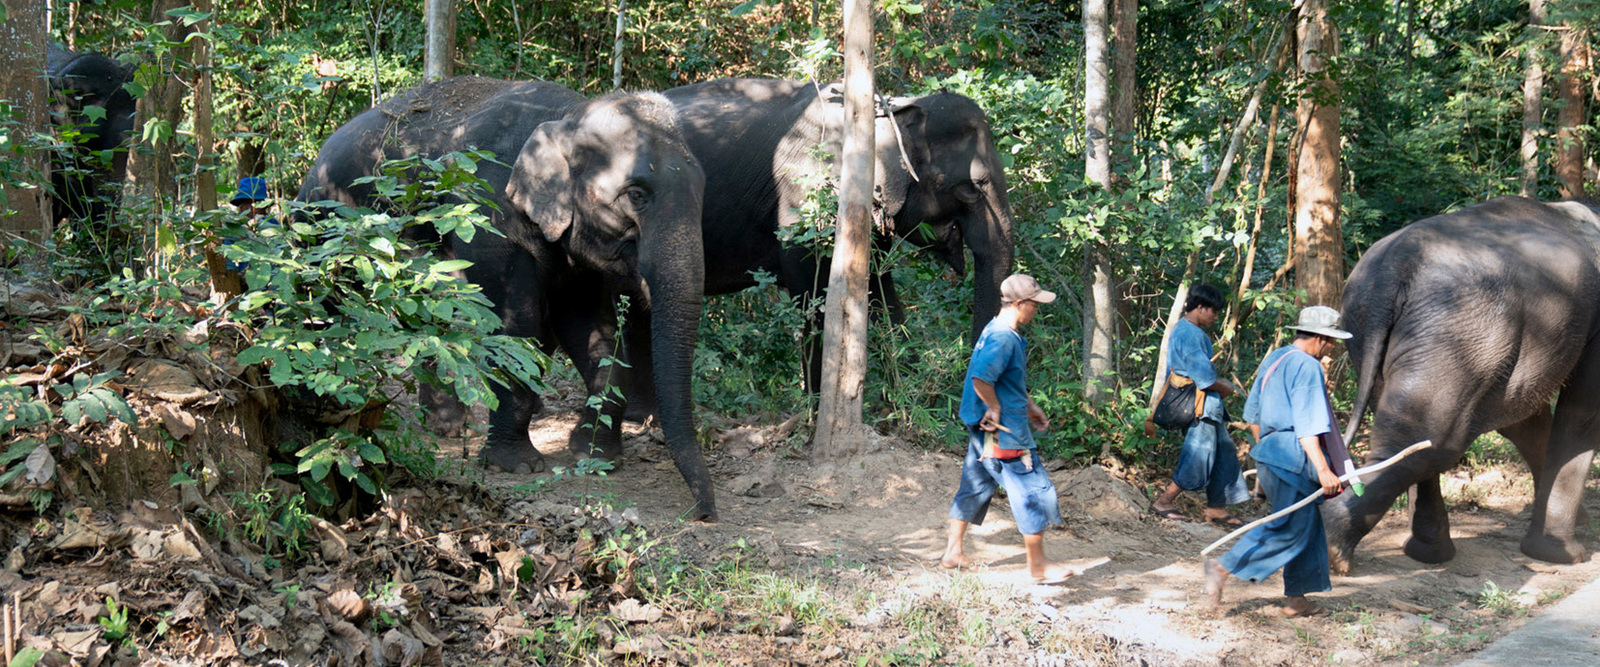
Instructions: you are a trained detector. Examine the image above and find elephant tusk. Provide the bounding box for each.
[1200,440,1433,557]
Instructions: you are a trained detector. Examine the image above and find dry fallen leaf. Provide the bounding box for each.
[322,589,371,624]
[610,599,664,624]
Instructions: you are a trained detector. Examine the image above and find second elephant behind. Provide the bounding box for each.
[622,78,1017,418]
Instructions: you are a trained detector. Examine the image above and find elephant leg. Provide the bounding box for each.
[551,286,629,461]
[1522,351,1600,563]
[1404,475,1457,564]
[417,379,470,437]
[619,299,658,423]
[481,380,547,474]
[475,249,549,475]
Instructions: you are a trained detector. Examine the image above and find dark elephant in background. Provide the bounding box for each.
[1327,196,1600,572]
[296,77,716,519]
[621,78,1015,417]
[47,43,137,225]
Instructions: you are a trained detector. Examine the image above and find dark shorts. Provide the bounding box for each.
[947,425,1061,535]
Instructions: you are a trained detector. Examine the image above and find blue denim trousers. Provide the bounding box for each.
[948,426,1061,535]
[1218,461,1332,597]
[1172,392,1249,507]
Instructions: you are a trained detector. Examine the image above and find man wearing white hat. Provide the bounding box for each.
[1205,305,1350,617]
[940,274,1076,583]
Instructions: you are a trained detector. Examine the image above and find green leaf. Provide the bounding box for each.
[729,0,762,16]
[354,472,377,495]
[356,441,387,465]
[431,259,473,274]
[169,471,198,487]
[10,646,45,667]
[301,478,335,506]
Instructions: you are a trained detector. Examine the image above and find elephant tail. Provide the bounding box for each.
[1340,290,1396,450]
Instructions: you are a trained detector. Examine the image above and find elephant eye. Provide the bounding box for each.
[622,185,650,208]
[953,181,982,204]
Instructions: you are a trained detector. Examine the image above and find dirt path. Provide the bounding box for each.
[468,399,1600,666]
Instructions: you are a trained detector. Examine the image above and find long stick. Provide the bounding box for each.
[1201,440,1433,556]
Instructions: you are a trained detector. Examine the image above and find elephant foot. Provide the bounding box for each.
[479,442,547,475]
[688,497,717,522]
[1521,533,1588,564]
[623,400,657,424]
[1403,534,1457,565]
[567,426,624,462]
[1328,541,1355,576]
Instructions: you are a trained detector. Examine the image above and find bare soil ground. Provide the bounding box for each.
[455,386,1600,667]
[5,372,1597,667]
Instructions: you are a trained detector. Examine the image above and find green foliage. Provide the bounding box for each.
[98,597,134,651]
[0,372,137,512]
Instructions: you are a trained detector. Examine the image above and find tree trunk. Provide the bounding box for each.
[125,0,195,211]
[1520,0,1545,197]
[1293,0,1344,308]
[1111,0,1137,155]
[191,0,240,299]
[1555,24,1589,199]
[424,0,456,83]
[813,0,874,459]
[1082,0,1115,405]
[0,0,50,241]
[612,0,628,90]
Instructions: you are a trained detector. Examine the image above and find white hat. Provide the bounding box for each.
[1288,305,1352,340]
[1001,274,1057,304]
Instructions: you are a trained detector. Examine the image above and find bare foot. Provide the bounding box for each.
[1203,557,1228,607]
[1029,564,1079,584]
[1281,596,1322,617]
[940,554,971,570]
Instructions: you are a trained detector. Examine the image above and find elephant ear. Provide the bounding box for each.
[508,119,578,244]
[874,100,928,224]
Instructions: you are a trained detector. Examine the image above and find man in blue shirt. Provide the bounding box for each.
[1205,305,1349,617]
[940,274,1074,583]
[1150,284,1250,525]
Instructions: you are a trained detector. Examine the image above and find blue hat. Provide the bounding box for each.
[230,177,268,205]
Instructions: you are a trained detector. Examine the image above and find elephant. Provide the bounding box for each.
[619,78,1016,418]
[46,43,137,226]
[1326,195,1600,573]
[295,77,716,519]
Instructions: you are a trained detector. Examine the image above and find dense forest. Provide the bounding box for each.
[0,1,1598,664]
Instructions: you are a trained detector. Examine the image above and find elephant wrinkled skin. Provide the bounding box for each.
[1328,195,1600,572]
[621,78,1016,417]
[296,77,715,520]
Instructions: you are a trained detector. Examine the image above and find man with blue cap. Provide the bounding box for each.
[224,177,274,273]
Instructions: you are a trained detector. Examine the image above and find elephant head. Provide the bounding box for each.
[46,43,137,223]
[870,92,1016,341]
[505,93,716,518]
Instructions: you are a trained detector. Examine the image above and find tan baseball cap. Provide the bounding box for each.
[1001,274,1057,304]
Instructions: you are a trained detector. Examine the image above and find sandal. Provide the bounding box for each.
[1207,514,1245,528]
[1153,508,1191,522]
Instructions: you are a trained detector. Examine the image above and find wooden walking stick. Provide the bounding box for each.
[1201,440,1433,556]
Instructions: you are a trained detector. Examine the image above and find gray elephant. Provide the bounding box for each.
[296,77,715,519]
[1327,195,1600,572]
[47,43,137,226]
[621,78,1015,417]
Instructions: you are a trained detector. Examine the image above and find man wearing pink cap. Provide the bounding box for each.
[940,274,1075,583]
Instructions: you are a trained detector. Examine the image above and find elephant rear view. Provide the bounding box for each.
[1326,195,1600,572]
[297,77,716,520]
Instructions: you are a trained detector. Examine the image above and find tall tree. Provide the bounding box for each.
[813,0,874,458]
[1521,0,1546,197]
[1293,0,1344,308]
[192,0,240,299]
[1554,21,1589,198]
[424,0,456,83]
[1082,0,1115,405]
[1111,0,1137,154]
[612,0,628,90]
[0,0,50,239]
[125,0,196,211]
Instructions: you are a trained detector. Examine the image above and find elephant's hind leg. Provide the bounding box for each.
[481,380,548,474]
[1404,475,1457,564]
[1523,356,1600,563]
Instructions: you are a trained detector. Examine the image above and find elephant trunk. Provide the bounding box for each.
[962,179,1016,343]
[638,200,716,521]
